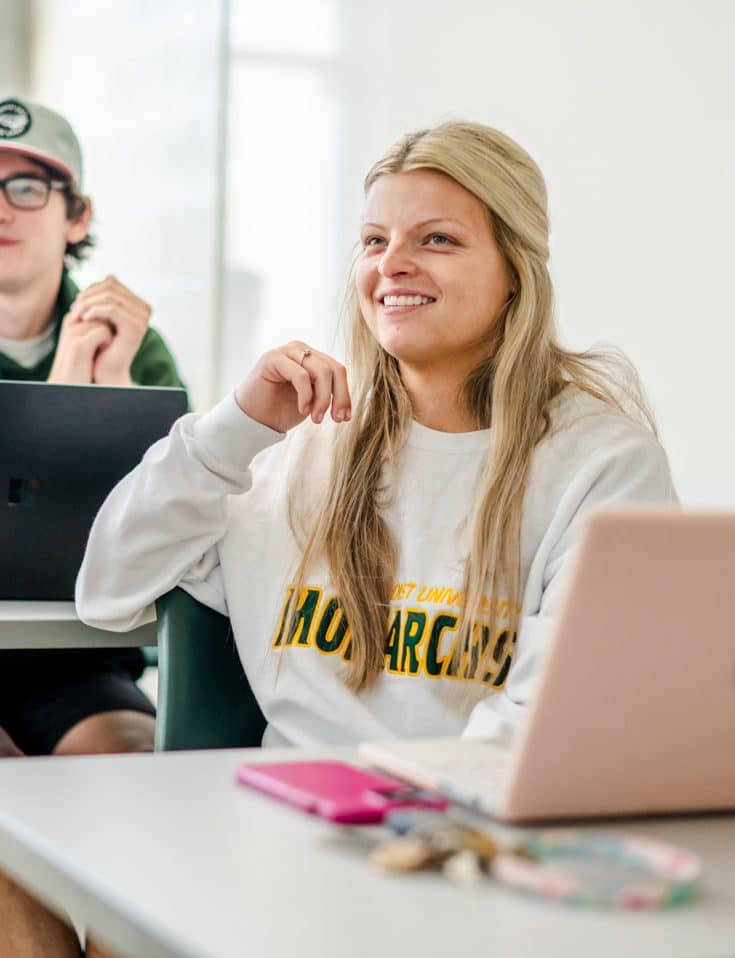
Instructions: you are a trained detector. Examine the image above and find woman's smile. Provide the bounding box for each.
[357,169,514,377]
[377,287,437,314]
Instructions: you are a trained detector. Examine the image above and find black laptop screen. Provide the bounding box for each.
[0,381,187,600]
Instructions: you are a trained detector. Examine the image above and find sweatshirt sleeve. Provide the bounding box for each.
[461,425,677,743]
[75,393,284,631]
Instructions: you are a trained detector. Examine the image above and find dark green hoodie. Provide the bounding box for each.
[0,271,187,390]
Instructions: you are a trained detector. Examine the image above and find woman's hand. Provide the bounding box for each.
[235,342,351,434]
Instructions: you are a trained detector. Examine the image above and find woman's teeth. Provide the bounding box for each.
[382,295,434,307]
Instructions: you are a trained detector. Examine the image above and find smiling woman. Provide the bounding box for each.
[77,120,676,753]
[357,169,515,411]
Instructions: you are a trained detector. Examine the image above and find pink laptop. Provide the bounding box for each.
[359,509,735,822]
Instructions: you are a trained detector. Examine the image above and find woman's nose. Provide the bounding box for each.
[378,241,418,278]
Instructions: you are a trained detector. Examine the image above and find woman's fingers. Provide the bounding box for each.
[298,355,333,424]
[268,352,314,416]
[329,362,351,422]
[286,343,351,424]
[237,343,351,433]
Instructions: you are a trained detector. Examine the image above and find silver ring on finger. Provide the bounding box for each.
[299,348,312,367]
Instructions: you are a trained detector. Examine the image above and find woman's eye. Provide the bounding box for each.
[427,233,453,246]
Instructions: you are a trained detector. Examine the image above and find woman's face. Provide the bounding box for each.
[356,169,514,379]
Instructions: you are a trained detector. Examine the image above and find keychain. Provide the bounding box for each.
[370,814,502,882]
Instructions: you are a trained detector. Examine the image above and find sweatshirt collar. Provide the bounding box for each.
[406,417,492,453]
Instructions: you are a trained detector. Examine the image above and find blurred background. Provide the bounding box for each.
[1,0,733,505]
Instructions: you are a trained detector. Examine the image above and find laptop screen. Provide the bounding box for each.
[0,381,187,600]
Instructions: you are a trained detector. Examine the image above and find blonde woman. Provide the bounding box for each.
[77,121,676,746]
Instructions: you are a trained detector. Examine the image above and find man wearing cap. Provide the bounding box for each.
[0,95,184,755]
[0,96,184,953]
[0,92,190,958]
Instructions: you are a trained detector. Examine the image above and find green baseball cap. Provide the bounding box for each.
[0,97,83,187]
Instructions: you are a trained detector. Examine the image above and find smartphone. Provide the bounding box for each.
[235,759,448,824]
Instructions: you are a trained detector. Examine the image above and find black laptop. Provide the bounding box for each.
[0,381,188,600]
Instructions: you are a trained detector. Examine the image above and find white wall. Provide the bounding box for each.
[29,0,223,410]
[17,1,734,504]
[222,0,341,394]
[335,0,735,506]
[0,0,30,91]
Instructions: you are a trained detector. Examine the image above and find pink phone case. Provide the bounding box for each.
[235,760,447,823]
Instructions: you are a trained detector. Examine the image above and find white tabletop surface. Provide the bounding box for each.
[0,601,155,648]
[0,748,734,958]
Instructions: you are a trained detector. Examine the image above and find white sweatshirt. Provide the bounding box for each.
[76,388,676,748]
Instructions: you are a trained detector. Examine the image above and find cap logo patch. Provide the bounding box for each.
[0,100,32,139]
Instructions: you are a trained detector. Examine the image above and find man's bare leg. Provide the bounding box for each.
[53,710,155,756]
[85,936,123,958]
[0,727,23,758]
[0,732,78,956]
[0,870,81,958]
[0,711,154,957]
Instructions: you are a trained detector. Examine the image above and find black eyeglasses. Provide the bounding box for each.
[0,175,66,211]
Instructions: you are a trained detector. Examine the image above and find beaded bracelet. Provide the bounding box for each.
[491,830,702,908]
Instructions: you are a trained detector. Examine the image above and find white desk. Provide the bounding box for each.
[0,748,734,958]
[0,602,155,649]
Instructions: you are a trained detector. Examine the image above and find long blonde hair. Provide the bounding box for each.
[287,120,654,692]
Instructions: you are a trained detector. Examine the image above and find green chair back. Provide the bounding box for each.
[154,587,266,750]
